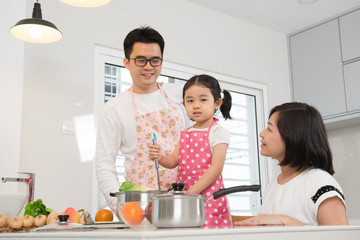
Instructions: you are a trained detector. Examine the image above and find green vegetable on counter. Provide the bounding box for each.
[119,181,153,191]
[24,199,52,217]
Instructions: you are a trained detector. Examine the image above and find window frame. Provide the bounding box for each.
[93,45,272,215]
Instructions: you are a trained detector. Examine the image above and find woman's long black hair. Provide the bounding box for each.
[183,74,232,120]
[270,102,334,175]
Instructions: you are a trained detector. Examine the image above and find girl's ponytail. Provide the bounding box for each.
[220,89,232,120]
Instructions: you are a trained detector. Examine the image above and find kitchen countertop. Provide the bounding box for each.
[1,225,360,240]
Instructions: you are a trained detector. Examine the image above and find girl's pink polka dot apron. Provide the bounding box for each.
[178,119,231,228]
[125,83,184,190]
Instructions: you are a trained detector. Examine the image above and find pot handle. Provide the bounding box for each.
[213,185,261,200]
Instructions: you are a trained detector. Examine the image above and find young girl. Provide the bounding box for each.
[235,102,348,226]
[149,74,232,228]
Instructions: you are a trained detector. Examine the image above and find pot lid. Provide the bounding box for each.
[31,215,95,232]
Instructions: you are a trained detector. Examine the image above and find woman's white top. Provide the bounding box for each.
[259,168,346,225]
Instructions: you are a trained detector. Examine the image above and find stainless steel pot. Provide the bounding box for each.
[151,185,260,228]
[151,192,206,227]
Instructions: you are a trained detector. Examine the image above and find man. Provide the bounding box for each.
[96,26,190,214]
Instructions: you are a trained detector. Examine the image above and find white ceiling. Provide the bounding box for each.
[187,0,360,34]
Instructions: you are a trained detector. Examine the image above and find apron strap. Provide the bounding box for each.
[207,118,218,134]
[129,87,138,115]
[157,83,176,109]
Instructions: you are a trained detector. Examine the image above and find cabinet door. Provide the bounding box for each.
[290,19,346,117]
[344,61,360,112]
[339,9,360,62]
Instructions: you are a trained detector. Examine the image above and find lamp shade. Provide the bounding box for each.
[59,0,111,8]
[10,2,62,43]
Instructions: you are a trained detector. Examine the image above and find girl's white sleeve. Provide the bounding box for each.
[209,125,230,149]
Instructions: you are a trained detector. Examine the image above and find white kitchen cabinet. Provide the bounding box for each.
[289,7,360,125]
[344,61,360,112]
[339,9,360,62]
[289,19,346,118]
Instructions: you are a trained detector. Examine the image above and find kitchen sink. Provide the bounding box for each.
[0,192,28,218]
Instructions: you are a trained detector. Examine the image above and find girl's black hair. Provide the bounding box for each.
[270,102,334,175]
[182,74,232,120]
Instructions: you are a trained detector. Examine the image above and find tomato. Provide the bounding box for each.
[121,202,144,225]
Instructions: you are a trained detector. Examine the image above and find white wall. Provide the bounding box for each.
[0,1,25,192]
[2,0,291,214]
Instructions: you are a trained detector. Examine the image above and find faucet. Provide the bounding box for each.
[1,172,36,204]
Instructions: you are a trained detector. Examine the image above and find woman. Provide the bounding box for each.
[235,102,348,226]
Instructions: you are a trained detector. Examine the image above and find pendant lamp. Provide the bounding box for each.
[59,0,111,8]
[10,1,62,44]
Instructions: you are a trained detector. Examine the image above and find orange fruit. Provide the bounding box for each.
[95,209,113,222]
[121,202,144,225]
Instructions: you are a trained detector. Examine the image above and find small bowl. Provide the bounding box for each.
[118,201,155,230]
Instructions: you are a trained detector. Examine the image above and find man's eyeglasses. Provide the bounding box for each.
[130,57,163,67]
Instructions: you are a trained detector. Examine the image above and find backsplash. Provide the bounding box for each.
[327,124,360,222]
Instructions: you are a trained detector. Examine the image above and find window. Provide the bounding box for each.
[94,46,269,216]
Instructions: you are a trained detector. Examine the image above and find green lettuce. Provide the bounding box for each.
[24,199,52,217]
[119,181,153,191]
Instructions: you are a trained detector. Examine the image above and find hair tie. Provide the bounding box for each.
[220,88,224,99]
